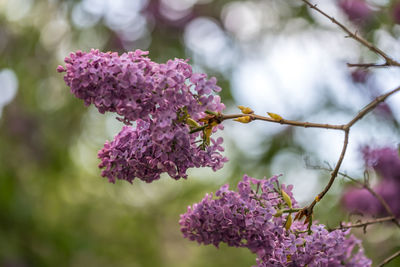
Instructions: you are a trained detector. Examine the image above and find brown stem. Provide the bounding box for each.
[221,85,400,223]
[300,130,350,219]
[307,165,400,228]
[330,216,396,231]
[346,174,399,226]
[220,114,346,131]
[361,187,400,227]
[377,250,400,267]
[346,86,400,127]
[221,86,400,133]
[347,62,393,68]
[301,0,400,67]
[300,86,400,219]
[351,179,400,228]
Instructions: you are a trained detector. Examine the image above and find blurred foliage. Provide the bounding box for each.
[0,0,400,266]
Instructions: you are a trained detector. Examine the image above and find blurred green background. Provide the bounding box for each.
[1,0,400,266]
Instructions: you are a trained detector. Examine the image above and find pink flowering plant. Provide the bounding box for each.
[57,1,400,266]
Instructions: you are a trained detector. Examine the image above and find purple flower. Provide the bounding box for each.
[342,181,400,217]
[342,146,400,217]
[58,49,152,122]
[374,179,400,216]
[341,187,381,215]
[351,69,369,84]
[58,49,228,183]
[180,175,284,251]
[98,121,227,183]
[339,0,373,23]
[393,2,400,24]
[362,147,400,216]
[363,147,400,181]
[58,49,225,124]
[180,175,371,266]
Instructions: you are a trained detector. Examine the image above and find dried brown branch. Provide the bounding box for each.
[330,216,396,231]
[377,249,400,267]
[301,0,400,67]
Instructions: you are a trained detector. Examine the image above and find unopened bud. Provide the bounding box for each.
[234,116,252,123]
[204,127,212,145]
[186,118,200,128]
[281,189,292,208]
[267,112,283,121]
[237,105,254,114]
[285,214,293,230]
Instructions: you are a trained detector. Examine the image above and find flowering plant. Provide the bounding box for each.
[57,1,400,266]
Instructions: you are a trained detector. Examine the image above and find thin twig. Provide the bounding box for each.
[219,86,400,222]
[309,165,400,228]
[298,130,350,221]
[295,85,400,221]
[330,216,396,231]
[347,62,393,68]
[220,113,346,130]
[346,86,400,127]
[301,0,400,67]
[317,129,349,202]
[316,86,400,203]
[338,173,395,221]
[220,85,400,132]
[377,249,400,267]
[342,174,400,228]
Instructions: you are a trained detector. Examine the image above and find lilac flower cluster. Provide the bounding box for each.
[342,147,400,217]
[58,49,227,183]
[98,122,226,183]
[180,175,371,266]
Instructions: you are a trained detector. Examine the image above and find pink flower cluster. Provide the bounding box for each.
[180,175,371,266]
[58,49,227,183]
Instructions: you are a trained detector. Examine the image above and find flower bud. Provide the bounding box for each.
[285,214,293,230]
[237,105,254,114]
[234,116,252,123]
[267,112,283,121]
[186,118,200,128]
[281,189,292,208]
